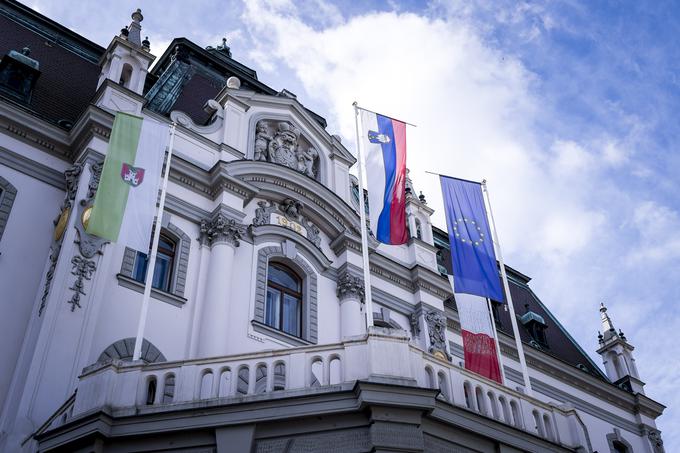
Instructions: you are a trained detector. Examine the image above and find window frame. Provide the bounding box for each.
[117,222,191,306]
[252,245,319,346]
[265,262,303,338]
[133,231,177,293]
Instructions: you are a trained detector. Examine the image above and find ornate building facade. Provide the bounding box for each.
[0,2,666,452]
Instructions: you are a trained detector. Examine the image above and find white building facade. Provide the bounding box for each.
[0,3,666,452]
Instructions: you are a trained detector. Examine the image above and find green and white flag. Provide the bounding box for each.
[87,112,169,251]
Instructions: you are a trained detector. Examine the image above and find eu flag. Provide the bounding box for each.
[440,176,504,302]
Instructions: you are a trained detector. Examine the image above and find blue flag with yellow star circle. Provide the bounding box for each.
[440,175,504,302]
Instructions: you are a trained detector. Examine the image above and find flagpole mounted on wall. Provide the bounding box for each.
[481,179,533,396]
[132,122,177,361]
[352,102,374,328]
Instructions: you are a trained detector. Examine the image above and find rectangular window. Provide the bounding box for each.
[133,251,172,292]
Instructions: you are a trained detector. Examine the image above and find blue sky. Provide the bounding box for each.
[31,0,679,448]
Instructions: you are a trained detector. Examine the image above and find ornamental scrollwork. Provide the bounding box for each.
[39,163,83,316]
[425,310,451,360]
[253,120,319,180]
[67,255,97,311]
[336,271,365,302]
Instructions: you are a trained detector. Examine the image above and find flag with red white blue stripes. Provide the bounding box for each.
[359,109,408,245]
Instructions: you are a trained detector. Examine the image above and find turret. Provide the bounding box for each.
[596,302,645,394]
[97,8,155,96]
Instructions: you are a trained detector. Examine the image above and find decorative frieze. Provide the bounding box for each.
[253,119,319,180]
[199,213,244,247]
[336,271,365,302]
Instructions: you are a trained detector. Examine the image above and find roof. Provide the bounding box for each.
[145,38,328,128]
[433,226,608,382]
[0,0,103,128]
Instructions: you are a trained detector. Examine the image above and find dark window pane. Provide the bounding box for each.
[268,264,300,292]
[265,288,281,328]
[282,294,300,336]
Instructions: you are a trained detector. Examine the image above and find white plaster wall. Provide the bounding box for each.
[0,165,63,414]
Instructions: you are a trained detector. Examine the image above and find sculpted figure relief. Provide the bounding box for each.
[254,122,271,161]
[268,121,300,170]
[254,120,319,179]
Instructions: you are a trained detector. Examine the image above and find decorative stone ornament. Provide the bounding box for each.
[67,256,97,311]
[648,429,665,453]
[425,310,451,361]
[253,119,319,179]
[40,163,84,316]
[252,197,322,249]
[336,272,365,302]
[199,214,245,247]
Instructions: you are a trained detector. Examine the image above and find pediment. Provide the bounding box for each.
[218,88,356,166]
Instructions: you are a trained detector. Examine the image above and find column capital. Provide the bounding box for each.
[199,214,245,247]
[336,271,364,303]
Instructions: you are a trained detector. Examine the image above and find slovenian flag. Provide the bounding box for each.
[86,113,169,252]
[359,109,408,245]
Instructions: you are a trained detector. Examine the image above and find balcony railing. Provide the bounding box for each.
[51,328,589,449]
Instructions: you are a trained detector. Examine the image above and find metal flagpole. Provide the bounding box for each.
[352,102,374,328]
[486,297,507,385]
[481,179,533,395]
[132,122,177,361]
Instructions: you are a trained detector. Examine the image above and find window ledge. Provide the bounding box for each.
[116,274,187,308]
[251,320,314,347]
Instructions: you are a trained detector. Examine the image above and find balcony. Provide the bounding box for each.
[43,328,589,450]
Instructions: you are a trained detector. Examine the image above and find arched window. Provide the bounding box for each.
[273,362,286,391]
[119,63,133,87]
[162,373,175,404]
[133,232,176,292]
[146,376,157,405]
[415,218,423,240]
[254,364,268,394]
[265,262,302,337]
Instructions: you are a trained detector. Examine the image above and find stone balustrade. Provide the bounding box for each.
[51,328,588,450]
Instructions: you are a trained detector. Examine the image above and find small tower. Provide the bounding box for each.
[97,8,154,96]
[596,302,645,394]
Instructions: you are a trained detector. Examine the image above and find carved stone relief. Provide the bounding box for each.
[336,271,365,302]
[252,197,322,249]
[40,163,83,316]
[66,161,108,312]
[253,119,319,180]
[199,213,245,247]
[648,429,665,453]
[425,310,451,360]
[67,256,96,311]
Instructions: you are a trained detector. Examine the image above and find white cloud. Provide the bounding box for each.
[626,201,680,264]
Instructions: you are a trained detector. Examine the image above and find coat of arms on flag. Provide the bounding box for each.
[121,163,145,187]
